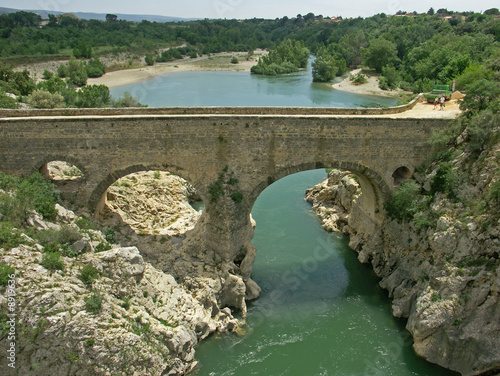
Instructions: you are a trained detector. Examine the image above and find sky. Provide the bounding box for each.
[1,0,498,19]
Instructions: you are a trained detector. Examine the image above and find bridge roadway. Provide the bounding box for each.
[0,105,453,279]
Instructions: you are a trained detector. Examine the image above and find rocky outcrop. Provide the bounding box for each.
[0,202,240,375]
[105,171,201,237]
[306,169,500,376]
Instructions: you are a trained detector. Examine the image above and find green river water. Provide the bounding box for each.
[193,170,459,376]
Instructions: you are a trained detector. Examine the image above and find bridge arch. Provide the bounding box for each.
[248,161,391,224]
[35,155,87,181]
[88,164,208,214]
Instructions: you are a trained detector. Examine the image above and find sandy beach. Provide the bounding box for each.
[332,68,401,97]
[87,50,267,88]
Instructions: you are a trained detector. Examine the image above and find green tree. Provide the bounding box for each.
[75,85,111,108]
[460,79,500,113]
[362,38,400,73]
[85,58,106,78]
[145,53,155,66]
[312,54,338,82]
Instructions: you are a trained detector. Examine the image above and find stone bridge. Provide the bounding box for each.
[0,108,450,297]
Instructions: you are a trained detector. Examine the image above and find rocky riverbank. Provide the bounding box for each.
[306,166,500,375]
[0,170,249,375]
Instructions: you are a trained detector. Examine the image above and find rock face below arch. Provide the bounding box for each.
[306,169,500,376]
[104,171,201,237]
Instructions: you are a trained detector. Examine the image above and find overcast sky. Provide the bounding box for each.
[1,0,498,19]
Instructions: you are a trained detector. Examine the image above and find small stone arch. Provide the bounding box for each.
[392,166,412,187]
[35,156,87,181]
[248,161,391,222]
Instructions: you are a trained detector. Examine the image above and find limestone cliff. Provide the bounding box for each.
[306,165,500,376]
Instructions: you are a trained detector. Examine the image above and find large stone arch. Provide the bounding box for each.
[247,161,391,222]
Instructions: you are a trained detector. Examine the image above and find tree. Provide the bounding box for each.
[459,79,500,113]
[145,53,155,66]
[362,38,399,73]
[85,58,106,78]
[427,8,435,16]
[106,14,118,22]
[312,54,338,82]
[484,8,500,15]
[75,85,111,108]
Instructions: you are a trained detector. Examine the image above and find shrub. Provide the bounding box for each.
[0,223,26,249]
[85,290,103,314]
[112,92,146,108]
[230,192,243,203]
[80,264,100,285]
[85,58,106,78]
[145,53,155,66]
[350,72,367,85]
[95,242,111,252]
[27,89,64,109]
[378,76,389,90]
[104,227,116,243]
[384,180,421,221]
[0,262,15,287]
[36,77,66,94]
[0,92,18,109]
[42,69,54,80]
[230,57,239,64]
[41,252,65,273]
[16,173,59,221]
[75,84,110,108]
[75,217,94,230]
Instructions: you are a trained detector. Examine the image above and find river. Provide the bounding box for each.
[193,170,458,376]
[110,61,397,108]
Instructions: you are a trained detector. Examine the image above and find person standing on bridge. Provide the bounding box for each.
[433,96,439,110]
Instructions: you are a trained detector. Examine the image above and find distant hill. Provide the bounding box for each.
[0,7,197,22]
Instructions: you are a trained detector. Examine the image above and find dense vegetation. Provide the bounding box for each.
[0,8,499,107]
[385,56,500,229]
[250,39,309,75]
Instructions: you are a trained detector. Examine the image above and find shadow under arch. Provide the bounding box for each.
[248,161,392,222]
[88,164,207,213]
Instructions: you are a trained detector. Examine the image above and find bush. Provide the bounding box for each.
[85,58,106,78]
[42,69,53,80]
[36,77,66,94]
[145,53,155,66]
[41,252,65,273]
[112,92,146,108]
[0,223,25,249]
[350,72,367,85]
[75,85,110,108]
[384,180,421,220]
[16,173,59,221]
[0,262,15,287]
[85,290,103,314]
[27,89,64,109]
[230,57,239,64]
[80,264,100,285]
[379,76,389,90]
[0,91,18,109]
[230,192,243,203]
